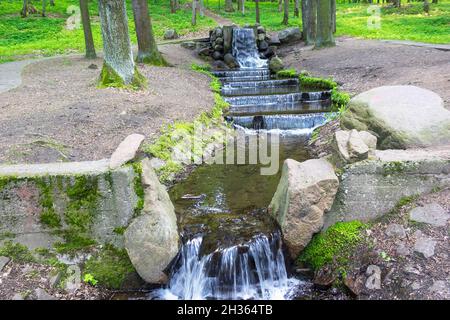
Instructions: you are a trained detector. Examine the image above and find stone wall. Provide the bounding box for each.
[0,159,138,249]
[324,156,450,228]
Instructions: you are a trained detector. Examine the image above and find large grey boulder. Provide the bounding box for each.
[224,53,239,69]
[278,27,302,44]
[124,158,179,284]
[341,86,450,149]
[269,158,339,258]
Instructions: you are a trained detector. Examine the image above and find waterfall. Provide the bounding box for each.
[232,28,268,69]
[153,233,301,300]
[229,113,330,131]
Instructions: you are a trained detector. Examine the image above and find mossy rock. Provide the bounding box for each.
[298,221,367,271]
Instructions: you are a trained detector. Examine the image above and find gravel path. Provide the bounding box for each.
[0,44,214,164]
[280,37,450,109]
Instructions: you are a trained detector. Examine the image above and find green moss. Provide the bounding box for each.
[40,209,61,228]
[382,161,418,176]
[131,162,144,216]
[298,221,367,271]
[276,68,298,79]
[0,231,15,241]
[83,245,135,289]
[0,241,36,263]
[299,73,337,90]
[98,64,147,90]
[54,232,96,254]
[113,227,126,235]
[137,52,169,67]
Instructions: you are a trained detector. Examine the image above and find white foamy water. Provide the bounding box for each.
[151,234,303,300]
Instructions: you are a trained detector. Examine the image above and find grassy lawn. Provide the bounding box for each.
[205,0,450,44]
[0,0,216,63]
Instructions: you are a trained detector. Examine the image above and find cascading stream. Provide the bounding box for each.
[155,233,301,300]
[232,28,268,69]
[152,27,332,301]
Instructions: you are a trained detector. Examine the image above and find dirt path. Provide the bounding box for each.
[279,37,450,109]
[0,44,214,164]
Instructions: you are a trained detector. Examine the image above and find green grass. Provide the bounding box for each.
[205,0,450,44]
[0,0,216,63]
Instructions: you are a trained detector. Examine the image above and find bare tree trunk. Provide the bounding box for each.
[21,0,28,18]
[278,0,282,12]
[241,0,245,15]
[294,0,299,18]
[315,0,334,48]
[98,0,145,88]
[199,0,204,17]
[191,0,197,26]
[282,0,289,25]
[42,0,47,17]
[302,0,317,45]
[132,0,166,65]
[255,0,260,24]
[80,0,96,59]
[170,0,176,13]
[331,0,336,33]
[225,0,234,12]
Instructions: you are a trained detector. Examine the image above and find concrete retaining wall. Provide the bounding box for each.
[0,159,138,249]
[324,157,450,228]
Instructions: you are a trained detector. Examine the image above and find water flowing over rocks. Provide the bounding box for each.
[269,158,339,258]
[341,86,450,149]
[124,158,179,284]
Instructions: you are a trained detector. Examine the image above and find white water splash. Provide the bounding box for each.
[151,234,303,300]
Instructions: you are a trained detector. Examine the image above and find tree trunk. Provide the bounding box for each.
[294,0,299,18]
[191,0,197,26]
[170,0,176,13]
[98,0,145,88]
[225,0,234,12]
[331,0,336,33]
[241,0,245,15]
[199,0,204,17]
[315,0,334,48]
[282,0,289,25]
[21,0,28,18]
[42,0,47,17]
[80,0,96,59]
[302,0,317,45]
[255,0,260,24]
[132,0,166,65]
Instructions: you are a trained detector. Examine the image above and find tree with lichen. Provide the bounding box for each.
[80,0,96,59]
[131,0,167,65]
[97,0,146,89]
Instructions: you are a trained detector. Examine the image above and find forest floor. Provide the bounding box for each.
[279,37,450,110]
[0,44,214,165]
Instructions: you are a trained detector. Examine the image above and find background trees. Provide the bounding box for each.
[302,0,335,48]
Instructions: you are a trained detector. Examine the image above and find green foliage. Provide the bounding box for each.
[299,73,337,90]
[0,0,216,63]
[0,241,35,263]
[83,273,98,286]
[54,232,96,254]
[205,1,450,44]
[83,245,135,289]
[40,208,61,228]
[298,221,367,271]
[276,68,298,79]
